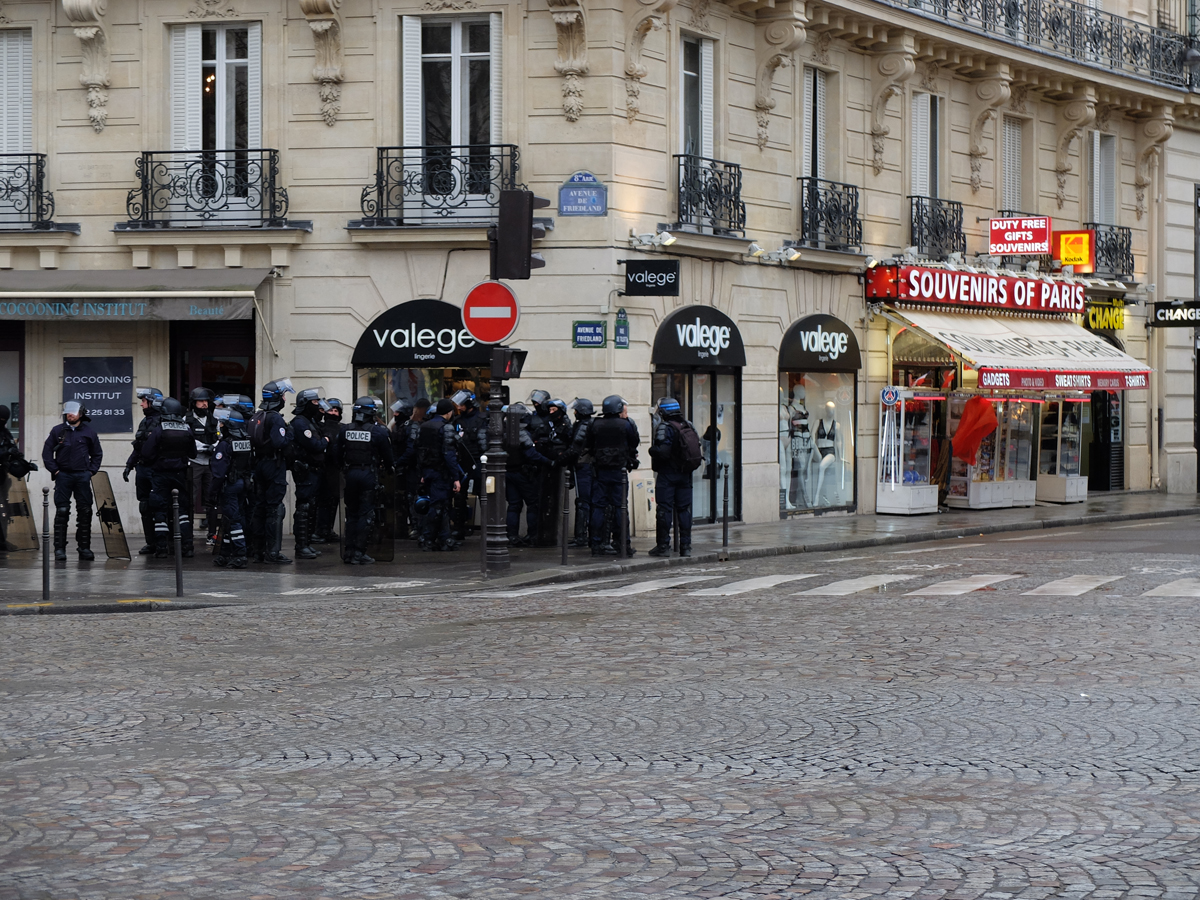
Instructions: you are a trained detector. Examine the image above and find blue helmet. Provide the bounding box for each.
[602,395,626,416]
[260,378,295,410]
[657,397,681,415]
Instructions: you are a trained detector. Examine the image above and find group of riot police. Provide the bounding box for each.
[9,380,702,565]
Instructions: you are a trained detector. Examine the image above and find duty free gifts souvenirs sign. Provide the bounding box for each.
[62,357,134,433]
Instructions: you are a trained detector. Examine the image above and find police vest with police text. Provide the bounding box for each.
[157,417,194,460]
[342,425,376,468]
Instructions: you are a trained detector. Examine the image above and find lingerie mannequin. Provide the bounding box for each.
[782,384,813,509]
[814,399,838,506]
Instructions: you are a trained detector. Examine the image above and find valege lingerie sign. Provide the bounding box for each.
[865,265,1085,314]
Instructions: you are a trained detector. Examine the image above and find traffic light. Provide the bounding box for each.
[494,190,549,280]
[491,346,528,380]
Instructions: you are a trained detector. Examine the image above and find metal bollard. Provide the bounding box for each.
[478,455,489,578]
[41,487,49,602]
[719,463,730,562]
[617,470,629,560]
[171,489,183,597]
[560,466,569,567]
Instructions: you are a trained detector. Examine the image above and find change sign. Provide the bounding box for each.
[62,357,134,433]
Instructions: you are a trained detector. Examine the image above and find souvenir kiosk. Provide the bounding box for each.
[866,263,1151,513]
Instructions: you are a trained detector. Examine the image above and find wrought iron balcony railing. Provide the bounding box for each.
[354,144,520,227]
[797,177,863,251]
[674,154,747,238]
[1083,221,1134,281]
[895,0,1189,87]
[0,153,56,230]
[122,149,291,229]
[910,196,966,261]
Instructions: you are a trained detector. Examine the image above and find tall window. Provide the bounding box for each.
[171,23,261,151]
[802,67,827,179]
[1090,131,1117,224]
[911,92,939,198]
[0,29,32,153]
[1001,116,1023,211]
[402,15,502,147]
[681,35,713,157]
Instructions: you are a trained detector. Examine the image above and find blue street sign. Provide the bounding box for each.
[615,315,630,350]
[573,320,607,347]
[558,171,608,217]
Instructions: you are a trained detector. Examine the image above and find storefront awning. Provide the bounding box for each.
[0,269,271,321]
[889,308,1151,391]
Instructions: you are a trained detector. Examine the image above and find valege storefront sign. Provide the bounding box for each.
[62,357,133,433]
[652,305,746,368]
[622,259,680,296]
[351,299,493,367]
[865,264,1085,313]
[779,314,862,371]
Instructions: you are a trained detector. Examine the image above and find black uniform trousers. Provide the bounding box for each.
[53,470,93,548]
[149,469,193,552]
[343,466,376,557]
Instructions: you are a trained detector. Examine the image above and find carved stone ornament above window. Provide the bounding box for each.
[1135,106,1173,221]
[968,66,1012,194]
[754,2,807,150]
[548,0,588,122]
[625,0,680,124]
[1055,85,1097,210]
[422,0,478,9]
[61,0,110,134]
[869,35,916,177]
[299,0,344,127]
[188,0,238,18]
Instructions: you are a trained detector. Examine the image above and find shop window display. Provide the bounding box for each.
[779,372,854,513]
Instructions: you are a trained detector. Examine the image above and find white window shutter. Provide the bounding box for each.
[1002,116,1022,211]
[699,38,714,159]
[0,29,33,153]
[490,13,503,145]
[802,68,814,178]
[170,24,202,152]
[911,92,930,198]
[247,22,262,148]
[1090,130,1101,222]
[402,16,423,146]
[1099,134,1116,224]
[814,68,826,179]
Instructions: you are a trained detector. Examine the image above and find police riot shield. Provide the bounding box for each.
[1,475,39,551]
[366,467,396,562]
[91,470,132,559]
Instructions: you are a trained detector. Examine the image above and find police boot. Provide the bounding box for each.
[264,515,291,564]
[180,513,194,558]
[76,506,95,561]
[138,509,156,555]
[53,506,69,561]
[592,510,616,556]
[293,503,318,560]
[648,518,671,557]
[568,508,589,547]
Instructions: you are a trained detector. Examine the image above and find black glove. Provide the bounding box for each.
[122,466,131,482]
[51,471,57,481]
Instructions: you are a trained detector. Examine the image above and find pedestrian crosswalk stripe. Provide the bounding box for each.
[798,574,917,596]
[473,585,589,598]
[1000,530,1081,542]
[1141,578,1200,597]
[688,574,817,597]
[585,576,723,597]
[1022,574,1123,596]
[891,543,983,554]
[905,574,1019,595]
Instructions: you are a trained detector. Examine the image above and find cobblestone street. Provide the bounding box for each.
[2,519,1199,899]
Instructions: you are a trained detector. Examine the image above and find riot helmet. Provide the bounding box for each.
[62,401,85,424]
[136,387,164,415]
[656,397,681,416]
[413,495,432,515]
[507,401,531,424]
[326,398,344,421]
[549,399,567,418]
[351,396,378,424]
[601,395,626,416]
[390,399,412,423]
[161,397,185,418]
[189,387,215,412]
[568,398,594,418]
[260,377,295,411]
[450,389,475,410]
[528,389,551,411]
[293,387,329,416]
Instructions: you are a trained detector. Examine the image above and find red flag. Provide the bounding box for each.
[952,396,998,466]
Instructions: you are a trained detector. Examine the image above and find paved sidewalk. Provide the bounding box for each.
[2,490,1198,611]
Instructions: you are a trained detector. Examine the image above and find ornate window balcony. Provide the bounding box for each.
[119,149,304,230]
[797,177,863,252]
[673,154,747,238]
[909,196,966,261]
[1084,221,1134,281]
[351,144,520,228]
[894,0,1189,87]
[0,154,77,234]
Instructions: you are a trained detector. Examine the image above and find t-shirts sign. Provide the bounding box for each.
[62,357,134,434]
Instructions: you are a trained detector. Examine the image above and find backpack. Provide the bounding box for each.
[249,410,271,450]
[667,419,703,472]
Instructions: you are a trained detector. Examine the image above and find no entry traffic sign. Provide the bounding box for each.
[462,281,520,344]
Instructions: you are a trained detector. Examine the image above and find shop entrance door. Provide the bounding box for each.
[170,321,256,399]
[652,368,740,522]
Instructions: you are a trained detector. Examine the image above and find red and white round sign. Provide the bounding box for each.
[462,281,520,344]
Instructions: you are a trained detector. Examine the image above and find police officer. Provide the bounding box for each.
[314,398,345,544]
[336,397,395,565]
[211,396,255,568]
[415,398,464,551]
[141,397,197,558]
[648,397,698,557]
[399,398,431,538]
[124,387,163,555]
[42,401,103,561]
[0,404,38,552]
[451,390,484,540]
[249,378,295,564]
[388,399,413,536]
[185,387,219,546]
[503,402,552,547]
[564,398,594,548]
[585,395,640,557]
[290,388,331,560]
